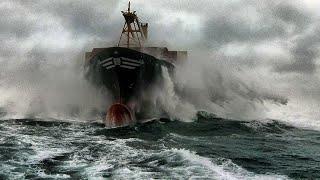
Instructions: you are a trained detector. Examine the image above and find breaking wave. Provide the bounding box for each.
[0,60,110,122]
[158,54,320,131]
[0,51,319,132]
[0,118,294,179]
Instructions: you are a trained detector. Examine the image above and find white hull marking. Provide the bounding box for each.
[101,57,142,70]
[120,65,136,69]
[121,57,141,64]
[99,57,113,65]
[102,61,113,67]
[122,61,141,67]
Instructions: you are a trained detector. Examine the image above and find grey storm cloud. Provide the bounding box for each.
[0,10,34,38]
[275,25,320,74]
[42,0,121,38]
[202,1,313,46]
[1,0,319,78]
[270,1,319,74]
[204,16,286,45]
[1,0,121,49]
[272,2,312,28]
[188,0,319,75]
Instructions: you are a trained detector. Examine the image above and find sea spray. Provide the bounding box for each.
[0,119,304,179]
[0,60,110,121]
[173,52,289,121]
[157,67,196,121]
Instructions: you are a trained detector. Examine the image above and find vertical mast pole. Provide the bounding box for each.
[127,1,131,48]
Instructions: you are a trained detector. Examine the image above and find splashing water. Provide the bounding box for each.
[0,61,110,122]
[157,67,197,121]
[3,118,314,179]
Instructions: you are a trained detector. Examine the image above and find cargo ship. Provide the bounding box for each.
[84,2,187,127]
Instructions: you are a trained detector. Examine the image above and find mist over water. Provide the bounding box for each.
[172,51,320,131]
[173,53,287,119]
[0,49,319,132]
[0,58,111,121]
[0,53,284,122]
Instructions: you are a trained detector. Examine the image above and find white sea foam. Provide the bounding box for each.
[105,147,289,179]
[161,148,289,180]
[0,120,291,179]
[158,67,197,121]
[71,136,288,180]
[36,172,71,179]
[0,164,25,179]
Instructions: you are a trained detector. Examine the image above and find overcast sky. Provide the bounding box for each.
[0,0,320,128]
[1,0,319,72]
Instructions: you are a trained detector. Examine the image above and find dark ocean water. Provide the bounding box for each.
[0,112,319,179]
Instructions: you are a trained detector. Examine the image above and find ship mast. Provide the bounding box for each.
[118,1,148,48]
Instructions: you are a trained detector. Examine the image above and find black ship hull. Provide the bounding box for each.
[85,47,174,127]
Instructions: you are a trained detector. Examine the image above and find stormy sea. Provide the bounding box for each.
[0,111,319,179]
[0,57,320,179]
[2,0,320,179]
